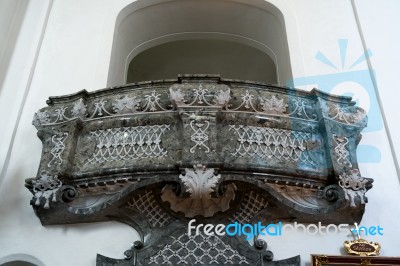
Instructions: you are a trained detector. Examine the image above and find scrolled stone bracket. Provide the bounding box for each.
[59,185,79,203]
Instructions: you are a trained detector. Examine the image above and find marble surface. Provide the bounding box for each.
[24,75,372,265]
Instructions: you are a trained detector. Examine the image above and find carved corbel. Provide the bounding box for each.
[161,164,236,217]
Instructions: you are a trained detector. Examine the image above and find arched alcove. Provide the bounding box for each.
[1,261,36,266]
[107,0,292,86]
[0,254,44,266]
[127,39,277,83]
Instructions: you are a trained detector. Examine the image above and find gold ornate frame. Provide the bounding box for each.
[311,255,400,266]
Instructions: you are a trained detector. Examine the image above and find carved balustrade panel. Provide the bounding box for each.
[25,75,372,266]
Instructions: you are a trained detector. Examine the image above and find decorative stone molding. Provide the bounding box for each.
[259,95,287,114]
[179,164,221,199]
[25,75,373,265]
[98,227,300,266]
[231,191,268,224]
[25,171,62,209]
[161,164,236,217]
[127,190,173,228]
[329,103,367,125]
[32,91,171,126]
[339,169,368,207]
[229,125,316,166]
[147,232,250,264]
[333,134,352,167]
[169,84,231,108]
[189,121,210,153]
[48,132,68,167]
[86,125,169,164]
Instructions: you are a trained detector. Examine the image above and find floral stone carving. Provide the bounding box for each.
[339,169,368,207]
[25,75,373,266]
[161,164,236,217]
[25,171,62,209]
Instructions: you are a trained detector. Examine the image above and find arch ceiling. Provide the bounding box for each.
[107,0,292,86]
[127,39,277,83]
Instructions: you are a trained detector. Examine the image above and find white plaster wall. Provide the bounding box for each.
[0,0,27,88]
[0,1,399,265]
[353,0,400,181]
[0,0,45,181]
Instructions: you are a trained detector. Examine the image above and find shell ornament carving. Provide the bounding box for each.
[161,164,236,217]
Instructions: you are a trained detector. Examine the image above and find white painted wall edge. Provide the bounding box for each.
[351,0,400,182]
[0,0,54,185]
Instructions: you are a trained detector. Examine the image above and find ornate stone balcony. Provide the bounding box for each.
[25,75,372,265]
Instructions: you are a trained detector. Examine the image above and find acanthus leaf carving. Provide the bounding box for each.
[181,164,220,199]
[32,110,50,126]
[259,95,287,114]
[112,95,140,114]
[161,164,236,217]
[213,88,231,107]
[169,87,186,106]
[71,98,87,119]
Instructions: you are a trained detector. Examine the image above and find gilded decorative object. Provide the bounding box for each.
[344,239,381,256]
[344,222,381,256]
